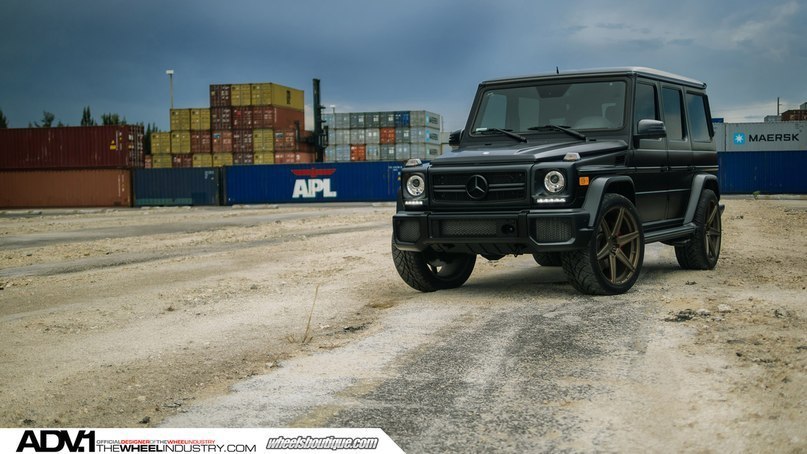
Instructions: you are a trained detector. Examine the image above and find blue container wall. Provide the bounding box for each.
[718,151,807,194]
[133,168,221,206]
[224,162,404,205]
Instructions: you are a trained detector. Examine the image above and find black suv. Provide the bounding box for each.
[392,67,722,295]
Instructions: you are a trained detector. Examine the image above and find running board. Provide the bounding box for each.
[644,223,696,244]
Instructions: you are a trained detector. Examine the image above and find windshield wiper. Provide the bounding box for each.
[473,127,527,143]
[528,124,587,141]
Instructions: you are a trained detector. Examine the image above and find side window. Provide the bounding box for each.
[662,87,686,140]
[633,83,657,128]
[686,93,711,142]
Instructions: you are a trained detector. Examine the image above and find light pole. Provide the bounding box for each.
[165,69,174,109]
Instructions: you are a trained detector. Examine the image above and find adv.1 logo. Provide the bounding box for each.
[291,168,338,199]
[17,430,95,452]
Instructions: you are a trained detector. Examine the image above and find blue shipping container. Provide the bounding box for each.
[133,168,221,206]
[224,161,404,205]
[718,151,807,194]
[394,111,411,128]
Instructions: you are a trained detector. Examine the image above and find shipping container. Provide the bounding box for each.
[211,107,232,130]
[232,129,254,153]
[334,129,351,145]
[350,129,366,145]
[212,153,233,167]
[380,144,396,161]
[253,105,305,130]
[395,143,411,160]
[380,127,396,144]
[172,154,193,168]
[223,161,403,204]
[718,151,807,194]
[190,108,211,130]
[350,113,366,129]
[410,111,441,129]
[324,147,337,162]
[170,131,191,154]
[252,129,275,153]
[274,151,316,164]
[350,144,367,162]
[210,84,232,107]
[232,107,254,129]
[190,131,212,154]
[144,155,152,168]
[334,113,351,129]
[230,84,252,106]
[394,111,411,128]
[335,144,351,162]
[253,152,275,165]
[151,131,172,154]
[233,152,254,165]
[365,112,381,128]
[151,154,173,168]
[395,128,411,144]
[251,83,305,111]
[170,109,192,131]
[0,125,145,170]
[410,127,441,144]
[0,169,132,208]
[211,131,233,153]
[411,143,441,160]
[133,167,221,206]
[366,144,380,161]
[274,129,298,152]
[721,121,806,152]
[379,112,396,128]
[192,154,213,167]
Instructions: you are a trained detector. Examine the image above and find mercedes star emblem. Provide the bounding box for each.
[466,175,489,200]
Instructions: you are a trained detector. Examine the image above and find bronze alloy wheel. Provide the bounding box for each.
[705,197,722,262]
[595,204,642,286]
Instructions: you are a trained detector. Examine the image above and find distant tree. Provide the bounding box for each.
[81,106,97,126]
[142,122,161,154]
[57,121,67,127]
[32,111,56,128]
[0,109,7,128]
[101,113,128,125]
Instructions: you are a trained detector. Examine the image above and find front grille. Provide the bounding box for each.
[534,218,573,243]
[439,220,498,237]
[432,171,527,204]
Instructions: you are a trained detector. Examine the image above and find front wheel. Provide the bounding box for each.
[562,194,645,295]
[392,242,476,292]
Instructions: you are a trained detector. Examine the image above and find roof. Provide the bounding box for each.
[482,67,707,89]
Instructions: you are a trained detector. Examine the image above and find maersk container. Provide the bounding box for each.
[133,168,221,206]
[410,111,441,129]
[0,125,144,170]
[718,151,807,194]
[1,169,132,208]
[721,121,806,152]
[350,113,366,129]
[223,161,403,204]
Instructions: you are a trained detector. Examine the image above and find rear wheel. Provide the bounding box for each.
[533,252,562,267]
[675,189,721,269]
[562,194,644,295]
[392,241,476,292]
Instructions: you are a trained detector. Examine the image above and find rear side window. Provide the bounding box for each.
[633,83,657,128]
[662,87,686,140]
[686,93,711,142]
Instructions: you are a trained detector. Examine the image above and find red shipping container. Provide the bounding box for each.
[190,131,212,153]
[211,107,232,130]
[252,106,305,129]
[212,131,233,153]
[144,155,153,169]
[0,169,132,208]
[379,127,396,144]
[350,144,367,162]
[232,107,254,129]
[172,154,193,168]
[274,151,316,164]
[233,152,254,165]
[274,129,298,152]
[0,125,144,170]
[210,84,232,107]
[232,129,254,153]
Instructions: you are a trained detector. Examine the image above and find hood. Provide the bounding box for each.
[431,139,628,166]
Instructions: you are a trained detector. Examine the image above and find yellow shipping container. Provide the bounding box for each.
[252,128,275,152]
[190,108,211,130]
[212,153,233,167]
[151,154,173,168]
[230,84,252,106]
[170,131,191,154]
[253,152,275,165]
[170,109,192,130]
[250,83,304,111]
[151,132,172,154]
[192,154,213,167]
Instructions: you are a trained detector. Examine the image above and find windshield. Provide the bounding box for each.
[471,80,627,133]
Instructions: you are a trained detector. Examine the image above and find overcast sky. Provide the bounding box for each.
[1,0,805,131]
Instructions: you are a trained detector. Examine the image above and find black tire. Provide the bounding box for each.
[392,241,476,292]
[562,194,645,295]
[533,252,562,267]
[675,189,721,270]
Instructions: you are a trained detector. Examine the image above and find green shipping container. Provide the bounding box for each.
[231,84,252,106]
[151,132,172,154]
[252,128,275,152]
[190,108,211,130]
[170,109,192,130]
[171,131,191,154]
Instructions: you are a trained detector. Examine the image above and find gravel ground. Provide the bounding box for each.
[0,199,804,452]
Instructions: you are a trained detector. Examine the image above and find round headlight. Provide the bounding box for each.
[406,174,425,197]
[544,170,566,193]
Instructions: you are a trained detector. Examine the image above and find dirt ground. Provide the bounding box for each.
[0,198,804,451]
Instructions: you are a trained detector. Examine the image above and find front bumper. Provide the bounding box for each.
[392,209,593,255]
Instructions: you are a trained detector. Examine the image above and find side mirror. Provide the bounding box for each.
[635,119,666,139]
[448,129,462,147]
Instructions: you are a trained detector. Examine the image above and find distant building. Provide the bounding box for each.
[781,109,807,121]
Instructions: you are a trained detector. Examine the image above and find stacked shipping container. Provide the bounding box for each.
[150,82,307,169]
[322,110,442,162]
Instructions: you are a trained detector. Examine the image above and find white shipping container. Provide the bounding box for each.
[395,143,411,160]
[411,127,441,144]
[335,144,351,162]
[395,128,411,144]
[335,129,351,145]
[350,129,366,145]
[410,111,441,129]
[722,121,806,152]
[411,144,442,160]
[366,144,380,161]
[335,113,351,129]
[324,147,337,162]
[380,144,396,160]
[365,128,380,144]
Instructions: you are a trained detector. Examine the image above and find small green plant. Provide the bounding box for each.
[752,191,760,200]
